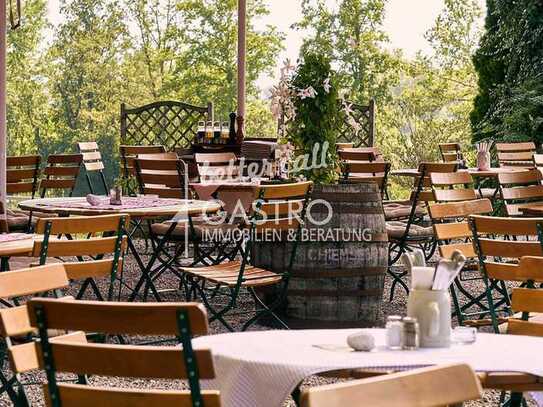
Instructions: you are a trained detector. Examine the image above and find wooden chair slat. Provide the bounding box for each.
[498,169,540,185]
[34,214,128,235]
[517,257,543,282]
[343,162,389,174]
[430,171,472,186]
[507,319,543,337]
[120,145,165,155]
[77,142,99,151]
[27,299,209,336]
[257,181,313,200]
[9,331,87,373]
[44,342,215,379]
[32,237,125,258]
[483,262,526,281]
[7,169,39,182]
[63,259,123,281]
[142,187,184,199]
[429,199,492,219]
[257,200,305,217]
[40,179,77,190]
[0,264,68,300]
[433,189,478,202]
[433,222,472,240]
[83,161,105,171]
[498,152,535,161]
[496,142,536,152]
[439,242,476,259]
[81,151,102,161]
[48,384,221,407]
[501,185,543,200]
[7,155,40,166]
[195,152,237,165]
[469,215,543,235]
[478,239,543,259]
[7,183,35,194]
[300,364,482,407]
[46,154,83,165]
[439,142,461,152]
[511,288,543,313]
[43,166,80,177]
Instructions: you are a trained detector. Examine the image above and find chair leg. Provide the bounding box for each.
[242,286,289,331]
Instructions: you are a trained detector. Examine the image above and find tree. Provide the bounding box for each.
[294,0,401,105]
[48,0,131,183]
[7,0,50,155]
[175,0,284,131]
[471,0,543,143]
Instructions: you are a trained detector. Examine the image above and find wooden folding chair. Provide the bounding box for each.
[6,155,41,232]
[32,215,128,301]
[469,215,543,332]
[119,144,166,192]
[498,169,543,216]
[0,264,87,406]
[195,152,239,181]
[27,299,220,407]
[77,142,108,194]
[387,162,457,300]
[429,199,494,326]
[496,142,536,169]
[438,142,463,163]
[40,154,83,198]
[180,181,313,331]
[301,364,482,407]
[342,161,391,199]
[430,171,479,202]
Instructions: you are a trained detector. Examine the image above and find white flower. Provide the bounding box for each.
[348,37,358,49]
[343,102,354,116]
[298,86,318,99]
[323,77,331,93]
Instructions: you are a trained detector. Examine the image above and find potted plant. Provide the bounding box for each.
[257,52,388,328]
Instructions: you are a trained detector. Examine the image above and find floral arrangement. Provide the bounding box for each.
[270,52,360,184]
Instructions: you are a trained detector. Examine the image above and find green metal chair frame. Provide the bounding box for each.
[181,181,313,331]
[27,299,218,407]
[33,215,127,302]
[469,215,543,332]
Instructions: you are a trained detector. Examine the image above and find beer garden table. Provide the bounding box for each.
[18,196,221,301]
[194,328,543,407]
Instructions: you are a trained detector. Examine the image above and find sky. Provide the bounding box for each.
[46,0,486,91]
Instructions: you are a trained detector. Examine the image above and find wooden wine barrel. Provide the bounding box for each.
[252,182,388,328]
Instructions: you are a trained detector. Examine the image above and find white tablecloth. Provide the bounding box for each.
[193,329,543,407]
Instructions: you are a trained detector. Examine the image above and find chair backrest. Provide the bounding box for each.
[337,148,380,162]
[27,299,220,407]
[430,171,478,202]
[32,215,128,301]
[40,154,83,198]
[469,215,543,283]
[508,287,543,337]
[300,364,482,407]
[498,168,543,216]
[6,155,41,198]
[77,142,109,194]
[134,157,187,199]
[119,145,166,179]
[496,142,536,168]
[195,152,238,181]
[0,265,87,377]
[342,161,390,197]
[415,162,458,201]
[429,199,493,259]
[439,142,462,163]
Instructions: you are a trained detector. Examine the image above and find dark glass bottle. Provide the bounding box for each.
[229,112,237,145]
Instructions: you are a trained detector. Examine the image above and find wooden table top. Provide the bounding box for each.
[18,197,221,219]
[390,167,525,178]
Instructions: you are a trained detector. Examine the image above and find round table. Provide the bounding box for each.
[18,197,221,301]
[18,196,221,219]
[194,329,543,407]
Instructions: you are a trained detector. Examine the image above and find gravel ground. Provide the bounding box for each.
[0,240,536,406]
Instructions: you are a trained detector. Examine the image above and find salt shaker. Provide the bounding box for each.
[385,315,403,350]
[402,317,419,350]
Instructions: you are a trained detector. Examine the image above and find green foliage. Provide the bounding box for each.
[294,0,401,105]
[471,0,543,143]
[288,53,340,184]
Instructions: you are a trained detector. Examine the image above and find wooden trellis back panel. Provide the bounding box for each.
[120,101,213,150]
[279,99,375,148]
[336,99,375,148]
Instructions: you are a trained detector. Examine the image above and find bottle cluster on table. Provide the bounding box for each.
[197,120,232,145]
